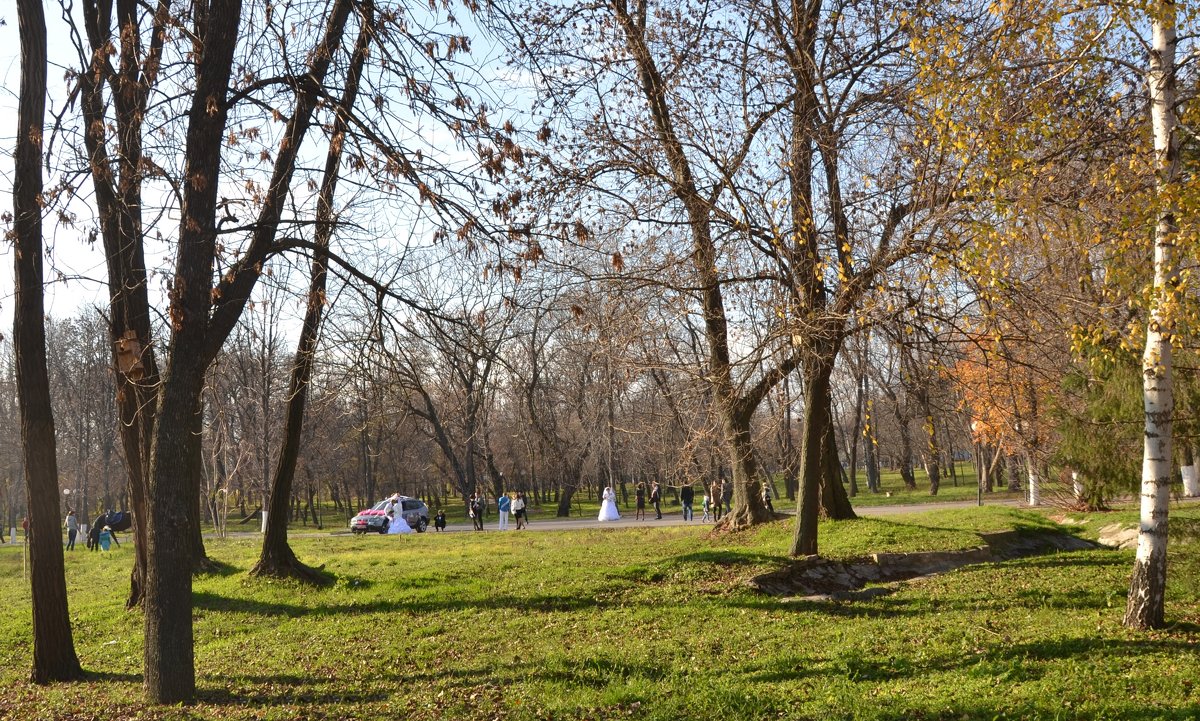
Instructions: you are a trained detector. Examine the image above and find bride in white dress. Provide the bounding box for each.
[387,497,415,534]
[598,486,621,522]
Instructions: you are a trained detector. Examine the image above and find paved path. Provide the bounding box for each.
[218,498,1025,538]
[215,496,1200,539]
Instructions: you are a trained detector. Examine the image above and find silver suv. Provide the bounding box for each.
[349,496,429,534]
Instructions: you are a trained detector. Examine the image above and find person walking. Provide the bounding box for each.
[512,492,528,529]
[468,493,484,531]
[635,483,646,521]
[701,490,711,522]
[680,484,694,521]
[650,481,662,520]
[721,478,733,515]
[710,480,723,522]
[761,480,775,513]
[65,509,78,551]
[497,491,512,531]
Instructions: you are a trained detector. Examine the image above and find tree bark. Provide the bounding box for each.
[78,0,170,609]
[820,416,856,520]
[918,388,941,496]
[791,362,834,556]
[14,0,85,683]
[253,0,362,583]
[612,1,783,531]
[1126,0,1177,631]
[142,0,242,703]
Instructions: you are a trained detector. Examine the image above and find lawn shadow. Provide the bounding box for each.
[193,557,240,577]
[83,670,142,684]
[198,671,390,707]
[864,700,1200,720]
[192,590,603,618]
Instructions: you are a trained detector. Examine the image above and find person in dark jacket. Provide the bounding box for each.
[680,484,695,521]
[650,482,662,520]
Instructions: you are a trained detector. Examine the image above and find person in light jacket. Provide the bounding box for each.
[497,491,512,531]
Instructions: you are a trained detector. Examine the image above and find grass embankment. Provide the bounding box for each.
[2,505,1198,720]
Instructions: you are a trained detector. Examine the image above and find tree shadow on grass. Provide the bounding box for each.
[663,549,788,567]
[193,557,240,577]
[192,590,602,618]
[198,671,389,707]
[828,635,1197,687]
[83,670,142,683]
[863,700,1200,721]
[1004,554,1126,571]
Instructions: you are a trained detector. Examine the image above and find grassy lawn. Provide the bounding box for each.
[2,505,1198,720]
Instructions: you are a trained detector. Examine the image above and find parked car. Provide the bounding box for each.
[350,496,429,534]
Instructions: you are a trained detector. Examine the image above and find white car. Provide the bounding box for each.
[349,496,429,534]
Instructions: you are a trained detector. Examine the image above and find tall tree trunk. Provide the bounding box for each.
[78,0,169,610]
[863,368,881,493]
[142,1,242,703]
[612,2,786,531]
[847,356,866,497]
[1126,0,1178,631]
[14,0,85,683]
[919,389,941,496]
[253,0,361,583]
[555,481,577,517]
[819,415,856,520]
[893,399,916,490]
[791,362,834,556]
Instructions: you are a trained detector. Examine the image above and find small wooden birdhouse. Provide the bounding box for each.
[115,330,145,381]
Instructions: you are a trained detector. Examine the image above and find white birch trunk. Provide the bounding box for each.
[1027,473,1040,506]
[1072,471,1084,501]
[1182,465,1198,497]
[1126,0,1178,630]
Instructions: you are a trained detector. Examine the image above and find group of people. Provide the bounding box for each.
[466,490,529,531]
[601,478,778,523]
[62,509,121,551]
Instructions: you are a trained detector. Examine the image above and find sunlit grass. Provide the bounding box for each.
[2,505,1198,719]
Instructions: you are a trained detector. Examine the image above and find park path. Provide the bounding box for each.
[218,496,1200,538]
[222,497,1022,538]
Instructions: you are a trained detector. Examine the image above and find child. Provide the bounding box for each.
[701,492,711,522]
[434,510,447,532]
[98,526,113,552]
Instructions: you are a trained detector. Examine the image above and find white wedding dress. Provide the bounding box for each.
[387,503,414,534]
[598,487,621,522]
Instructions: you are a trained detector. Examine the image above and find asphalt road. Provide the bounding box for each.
[220,495,1200,539]
[224,497,1026,538]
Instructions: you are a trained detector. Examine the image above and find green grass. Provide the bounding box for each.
[2,506,1199,720]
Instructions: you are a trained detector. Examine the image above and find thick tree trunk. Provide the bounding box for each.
[719,411,773,529]
[820,417,856,520]
[14,0,85,683]
[1126,1,1177,631]
[555,483,576,517]
[142,0,242,703]
[791,362,834,556]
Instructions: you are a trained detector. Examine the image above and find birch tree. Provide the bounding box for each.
[1126,0,1180,631]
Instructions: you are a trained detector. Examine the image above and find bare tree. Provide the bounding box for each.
[12,0,84,683]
